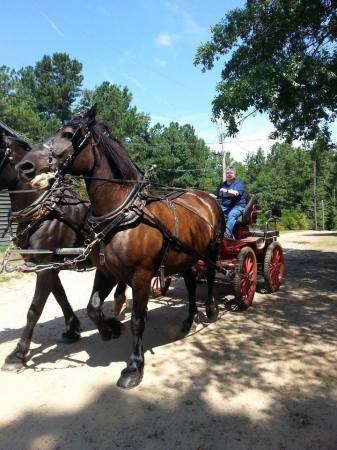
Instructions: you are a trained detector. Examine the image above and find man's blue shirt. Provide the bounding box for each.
[213,179,246,211]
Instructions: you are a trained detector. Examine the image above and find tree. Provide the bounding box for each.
[77,82,149,141]
[309,132,337,228]
[0,65,60,143]
[128,122,222,190]
[242,142,312,212]
[194,0,337,141]
[20,53,83,123]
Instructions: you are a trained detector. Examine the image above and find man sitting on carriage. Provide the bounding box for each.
[211,166,246,238]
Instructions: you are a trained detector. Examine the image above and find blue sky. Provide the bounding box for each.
[2,0,329,160]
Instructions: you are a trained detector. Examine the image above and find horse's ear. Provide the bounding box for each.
[83,104,97,126]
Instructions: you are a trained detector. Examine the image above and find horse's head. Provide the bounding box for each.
[0,136,31,189]
[17,105,98,189]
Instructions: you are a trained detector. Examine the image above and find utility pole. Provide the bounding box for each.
[313,161,318,230]
[322,199,325,231]
[216,114,226,180]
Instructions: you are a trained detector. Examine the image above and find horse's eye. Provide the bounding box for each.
[62,131,74,140]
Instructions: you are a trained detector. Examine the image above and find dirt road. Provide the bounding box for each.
[0,231,336,450]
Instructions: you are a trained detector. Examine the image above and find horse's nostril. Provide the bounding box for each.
[17,161,36,179]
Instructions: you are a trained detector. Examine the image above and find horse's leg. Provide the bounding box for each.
[117,270,151,389]
[87,270,123,340]
[2,270,57,372]
[181,268,197,333]
[51,272,81,343]
[205,267,219,321]
[113,281,128,316]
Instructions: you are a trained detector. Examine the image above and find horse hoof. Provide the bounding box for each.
[1,353,26,372]
[117,367,143,389]
[206,307,219,322]
[100,318,124,341]
[61,329,81,344]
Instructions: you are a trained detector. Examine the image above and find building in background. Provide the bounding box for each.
[0,120,22,242]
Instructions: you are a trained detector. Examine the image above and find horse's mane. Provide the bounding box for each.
[92,121,142,181]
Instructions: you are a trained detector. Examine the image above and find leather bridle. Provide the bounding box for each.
[47,119,94,177]
[0,147,14,175]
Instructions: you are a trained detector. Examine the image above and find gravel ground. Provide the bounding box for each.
[0,230,336,450]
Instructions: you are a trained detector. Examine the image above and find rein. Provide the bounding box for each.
[41,117,220,273]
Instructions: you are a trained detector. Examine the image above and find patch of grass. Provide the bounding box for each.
[313,236,337,249]
[0,246,31,283]
[0,243,9,252]
[0,271,27,284]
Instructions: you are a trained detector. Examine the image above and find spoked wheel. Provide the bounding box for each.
[263,241,285,292]
[150,276,172,298]
[233,247,257,310]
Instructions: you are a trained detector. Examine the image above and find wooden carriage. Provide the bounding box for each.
[152,195,285,309]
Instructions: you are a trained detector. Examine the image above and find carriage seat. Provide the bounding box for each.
[235,194,258,226]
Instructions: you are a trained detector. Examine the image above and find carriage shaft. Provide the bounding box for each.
[7,248,85,255]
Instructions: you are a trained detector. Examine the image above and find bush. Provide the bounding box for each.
[278,209,310,230]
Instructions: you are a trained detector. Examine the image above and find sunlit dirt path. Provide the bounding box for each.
[0,231,336,450]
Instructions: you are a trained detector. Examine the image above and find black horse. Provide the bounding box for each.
[0,135,126,372]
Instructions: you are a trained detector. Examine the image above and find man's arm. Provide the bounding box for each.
[220,187,239,197]
[223,179,244,197]
[212,183,222,198]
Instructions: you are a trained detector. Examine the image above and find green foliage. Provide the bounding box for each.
[242,142,312,212]
[21,53,83,123]
[2,51,336,232]
[195,1,337,141]
[278,210,310,230]
[128,122,221,190]
[240,136,337,230]
[0,53,82,144]
[77,82,150,141]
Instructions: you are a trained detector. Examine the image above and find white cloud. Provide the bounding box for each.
[163,1,205,36]
[155,32,180,47]
[126,75,146,91]
[154,58,167,68]
[41,12,64,37]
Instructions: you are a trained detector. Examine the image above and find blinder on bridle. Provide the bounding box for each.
[46,117,94,176]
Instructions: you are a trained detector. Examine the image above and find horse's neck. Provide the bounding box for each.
[84,150,138,217]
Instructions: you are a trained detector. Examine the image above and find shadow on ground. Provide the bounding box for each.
[0,246,337,449]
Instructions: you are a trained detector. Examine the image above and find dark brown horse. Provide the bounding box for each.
[18,106,224,389]
[0,135,126,372]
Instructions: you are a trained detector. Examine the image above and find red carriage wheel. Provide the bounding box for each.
[150,276,172,298]
[233,247,257,309]
[263,241,285,293]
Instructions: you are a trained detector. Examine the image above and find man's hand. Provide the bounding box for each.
[228,189,239,196]
[220,188,239,197]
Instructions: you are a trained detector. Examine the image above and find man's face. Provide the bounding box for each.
[226,170,236,182]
